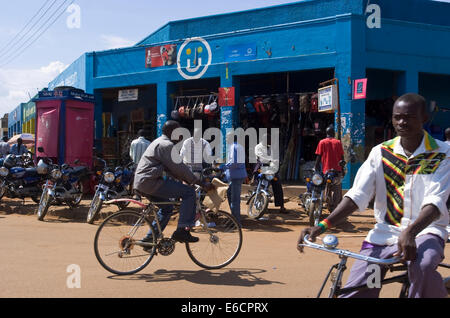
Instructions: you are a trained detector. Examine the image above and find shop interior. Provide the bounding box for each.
[99,85,157,163]
[238,68,335,181]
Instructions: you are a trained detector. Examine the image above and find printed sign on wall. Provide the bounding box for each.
[177,37,212,80]
[145,45,177,68]
[353,78,368,100]
[118,89,139,102]
[318,85,338,112]
[225,43,257,62]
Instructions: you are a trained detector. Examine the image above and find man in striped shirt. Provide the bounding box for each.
[130,130,151,165]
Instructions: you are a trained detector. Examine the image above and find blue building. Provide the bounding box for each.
[8,104,23,138]
[48,0,450,188]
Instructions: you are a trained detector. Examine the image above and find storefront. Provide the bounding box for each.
[22,100,36,135]
[47,0,450,188]
[8,104,22,138]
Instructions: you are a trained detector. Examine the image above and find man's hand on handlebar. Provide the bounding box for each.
[297,227,323,253]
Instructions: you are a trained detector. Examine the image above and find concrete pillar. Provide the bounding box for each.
[335,15,367,190]
[156,82,176,137]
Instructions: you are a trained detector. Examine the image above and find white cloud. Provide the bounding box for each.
[100,34,135,50]
[0,61,66,115]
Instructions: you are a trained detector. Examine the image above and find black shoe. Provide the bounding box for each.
[279,207,289,214]
[172,228,199,243]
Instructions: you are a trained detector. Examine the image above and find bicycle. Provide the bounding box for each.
[299,234,450,298]
[93,179,243,276]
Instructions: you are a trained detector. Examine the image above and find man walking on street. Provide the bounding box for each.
[315,125,346,212]
[298,93,449,298]
[180,127,212,176]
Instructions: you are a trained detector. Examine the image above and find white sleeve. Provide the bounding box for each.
[344,147,378,212]
[420,153,450,217]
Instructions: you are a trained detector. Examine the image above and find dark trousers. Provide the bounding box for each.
[271,176,284,207]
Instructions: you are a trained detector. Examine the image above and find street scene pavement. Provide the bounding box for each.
[1,194,448,298]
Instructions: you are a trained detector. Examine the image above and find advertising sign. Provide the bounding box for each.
[318,85,338,112]
[145,45,177,68]
[225,43,257,62]
[118,89,139,102]
[353,78,368,100]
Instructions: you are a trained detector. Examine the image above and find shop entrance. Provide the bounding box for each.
[169,78,221,134]
[364,69,400,158]
[238,68,335,182]
[99,85,157,163]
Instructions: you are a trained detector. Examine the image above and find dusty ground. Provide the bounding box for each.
[0,194,448,299]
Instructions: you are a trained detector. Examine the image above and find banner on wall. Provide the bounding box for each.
[219,87,235,107]
[225,43,257,62]
[145,44,177,68]
[353,78,368,100]
[318,85,338,112]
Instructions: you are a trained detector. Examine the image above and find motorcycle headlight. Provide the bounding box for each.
[51,169,62,180]
[312,173,324,186]
[265,174,275,181]
[104,172,115,183]
[0,167,9,177]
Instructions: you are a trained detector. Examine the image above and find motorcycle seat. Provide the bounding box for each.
[71,166,88,176]
[25,168,39,177]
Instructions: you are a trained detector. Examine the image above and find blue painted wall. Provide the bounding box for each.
[47,0,450,188]
[8,104,23,138]
[48,54,87,91]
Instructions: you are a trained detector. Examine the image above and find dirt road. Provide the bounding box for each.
[0,197,448,298]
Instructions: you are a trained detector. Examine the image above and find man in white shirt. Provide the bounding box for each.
[298,93,449,298]
[129,130,151,165]
[0,136,10,158]
[180,128,212,176]
[254,134,287,214]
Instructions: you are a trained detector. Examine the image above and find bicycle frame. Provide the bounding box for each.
[105,185,213,249]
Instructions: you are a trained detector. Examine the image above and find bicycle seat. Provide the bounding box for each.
[134,189,179,204]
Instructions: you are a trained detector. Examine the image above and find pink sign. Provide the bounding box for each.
[353,78,368,100]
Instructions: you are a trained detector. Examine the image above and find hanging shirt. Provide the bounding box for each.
[315,137,344,174]
[180,137,212,172]
[130,137,151,165]
[345,131,449,246]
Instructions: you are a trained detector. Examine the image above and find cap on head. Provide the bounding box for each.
[162,120,180,138]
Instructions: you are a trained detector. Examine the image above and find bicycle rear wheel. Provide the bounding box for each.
[94,210,157,275]
[187,210,242,270]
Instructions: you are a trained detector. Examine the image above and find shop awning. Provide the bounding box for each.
[8,133,35,146]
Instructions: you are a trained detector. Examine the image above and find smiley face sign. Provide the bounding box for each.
[177,37,212,80]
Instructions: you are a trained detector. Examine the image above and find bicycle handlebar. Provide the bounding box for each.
[300,235,401,266]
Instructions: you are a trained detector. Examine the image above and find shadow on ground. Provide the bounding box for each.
[108,268,285,287]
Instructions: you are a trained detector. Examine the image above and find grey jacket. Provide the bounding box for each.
[133,135,198,195]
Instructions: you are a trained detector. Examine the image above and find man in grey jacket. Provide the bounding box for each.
[134,120,214,243]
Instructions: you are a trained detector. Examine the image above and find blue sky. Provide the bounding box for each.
[0,0,449,115]
[0,0,303,115]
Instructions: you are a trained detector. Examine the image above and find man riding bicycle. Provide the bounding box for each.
[134,120,214,244]
[298,93,449,298]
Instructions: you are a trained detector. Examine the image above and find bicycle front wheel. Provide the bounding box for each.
[94,210,157,275]
[187,210,242,270]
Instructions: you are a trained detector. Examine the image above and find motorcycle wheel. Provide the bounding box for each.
[309,200,323,227]
[87,191,103,224]
[71,182,84,207]
[247,193,269,220]
[0,185,6,201]
[37,190,52,221]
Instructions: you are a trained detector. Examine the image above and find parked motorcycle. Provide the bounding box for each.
[0,154,46,203]
[299,168,343,227]
[246,165,276,220]
[37,147,90,221]
[86,157,135,224]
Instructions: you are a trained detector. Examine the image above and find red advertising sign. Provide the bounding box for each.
[353,78,368,100]
[145,45,177,68]
[218,87,235,107]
